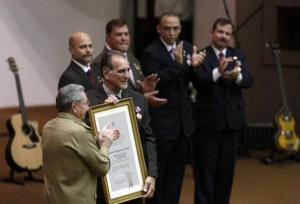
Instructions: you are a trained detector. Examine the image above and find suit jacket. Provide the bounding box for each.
[58,61,101,91]
[42,112,110,204]
[140,38,195,139]
[193,45,254,132]
[91,47,145,93]
[86,86,157,177]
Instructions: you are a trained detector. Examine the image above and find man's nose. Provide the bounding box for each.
[124,70,130,78]
[86,47,92,53]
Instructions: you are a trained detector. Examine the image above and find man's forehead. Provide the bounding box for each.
[112,55,129,66]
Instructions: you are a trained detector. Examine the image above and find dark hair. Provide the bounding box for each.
[158,11,180,25]
[100,50,126,77]
[212,18,235,31]
[106,18,128,34]
[56,84,84,112]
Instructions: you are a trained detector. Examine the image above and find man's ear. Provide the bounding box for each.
[102,67,110,80]
[71,101,77,113]
[156,25,161,35]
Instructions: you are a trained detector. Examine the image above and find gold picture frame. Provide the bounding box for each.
[88,98,147,204]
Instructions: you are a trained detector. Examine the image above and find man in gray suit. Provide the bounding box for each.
[92,18,167,107]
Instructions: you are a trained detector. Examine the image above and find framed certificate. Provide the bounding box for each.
[88,98,147,204]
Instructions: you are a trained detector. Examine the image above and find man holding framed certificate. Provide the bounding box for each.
[86,50,157,204]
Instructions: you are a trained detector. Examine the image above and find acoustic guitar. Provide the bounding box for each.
[267,43,300,154]
[5,57,42,172]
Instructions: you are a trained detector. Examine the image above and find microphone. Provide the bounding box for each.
[266,42,279,49]
[266,42,280,54]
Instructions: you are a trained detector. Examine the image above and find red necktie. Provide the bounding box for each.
[218,52,224,62]
[86,69,95,87]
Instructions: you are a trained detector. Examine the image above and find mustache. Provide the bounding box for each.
[220,38,227,42]
[83,54,92,58]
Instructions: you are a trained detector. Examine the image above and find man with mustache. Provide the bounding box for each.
[58,32,101,91]
[192,18,254,204]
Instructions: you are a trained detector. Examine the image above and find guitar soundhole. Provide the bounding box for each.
[22,124,40,142]
[22,124,31,135]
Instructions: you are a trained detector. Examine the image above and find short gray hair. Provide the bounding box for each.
[100,50,126,77]
[56,84,85,112]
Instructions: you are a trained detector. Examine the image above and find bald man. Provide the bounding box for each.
[58,32,101,90]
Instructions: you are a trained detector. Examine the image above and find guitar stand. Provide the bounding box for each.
[4,168,43,185]
[25,170,44,183]
[262,144,300,165]
[262,145,277,165]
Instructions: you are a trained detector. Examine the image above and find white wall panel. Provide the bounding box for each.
[0,0,121,107]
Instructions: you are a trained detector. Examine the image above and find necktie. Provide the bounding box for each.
[86,69,95,87]
[218,52,224,62]
[169,47,175,60]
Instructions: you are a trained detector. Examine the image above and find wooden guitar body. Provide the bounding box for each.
[274,109,300,153]
[6,113,43,172]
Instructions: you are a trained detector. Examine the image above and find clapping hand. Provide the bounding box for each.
[192,46,206,67]
[137,73,160,93]
[223,60,241,80]
[137,74,168,107]
[98,123,120,149]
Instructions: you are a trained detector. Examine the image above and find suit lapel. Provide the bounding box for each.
[157,39,174,61]
[121,89,130,99]
[206,46,219,69]
[70,61,94,88]
[95,86,108,104]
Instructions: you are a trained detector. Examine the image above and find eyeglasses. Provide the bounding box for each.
[161,26,181,32]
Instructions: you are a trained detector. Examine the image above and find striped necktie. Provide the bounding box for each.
[169,47,175,60]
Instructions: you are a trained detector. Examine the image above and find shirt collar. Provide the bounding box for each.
[211,45,227,58]
[72,59,90,73]
[160,37,176,52]
[102,83,122,98]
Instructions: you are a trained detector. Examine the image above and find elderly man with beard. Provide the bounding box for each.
[58,32,101,91]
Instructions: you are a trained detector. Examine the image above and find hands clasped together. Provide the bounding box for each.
[218,57,241,80]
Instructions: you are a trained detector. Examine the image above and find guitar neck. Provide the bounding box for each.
[274,52,290,115]
[14,73,28,124]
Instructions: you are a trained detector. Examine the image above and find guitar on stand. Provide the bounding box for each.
[5,57,43,184]
[263,43,300,164]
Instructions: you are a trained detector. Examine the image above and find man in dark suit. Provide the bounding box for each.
[86,50,157,204]
[192,18,254,204]
[58,32,101,90]
[139,11,205,204]
[92,18,167,107]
